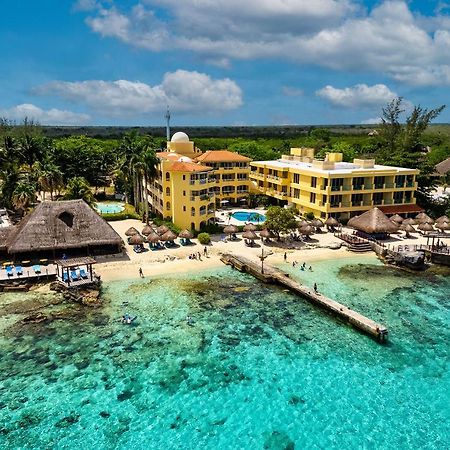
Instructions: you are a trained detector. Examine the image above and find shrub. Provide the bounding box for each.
[197,232,211,245]
[305,211,315,221]
[100,203,140,221]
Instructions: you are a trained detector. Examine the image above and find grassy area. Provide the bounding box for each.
[101,203,140,221]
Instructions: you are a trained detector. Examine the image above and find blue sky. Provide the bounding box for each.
[1,0,450,126]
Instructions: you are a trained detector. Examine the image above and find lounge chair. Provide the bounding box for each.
[32,265,41,274]
[79,268,88,279]
[15,265,23,276]
[70,270,79,281]
[63,272,69,282]
[6,266,13,277]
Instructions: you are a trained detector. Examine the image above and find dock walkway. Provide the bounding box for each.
[221,253,388,342]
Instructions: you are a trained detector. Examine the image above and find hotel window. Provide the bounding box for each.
[373,193,383,205]
[166,187,170,195]
[405,191,412,201]
[166,202,170,211]
[166,172,170,181]
[293,173,300,184]
[330,195,341,207]
[183,206,186,212]
[311,177,317,188]
[352,194,363,205]
[395,175,406,187]
[353,177,364,189]
[183,190,186,196]
[374,176,385,189]
[393,192,404,203]
[183,175,186,180]
[310,192,316,204]
[331,178,343,191]
[191,207,196,217]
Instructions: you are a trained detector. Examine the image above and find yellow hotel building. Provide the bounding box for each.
[146,132,251,230]
[250,148,422,219]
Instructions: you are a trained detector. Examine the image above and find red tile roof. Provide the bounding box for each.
[157,152,181,160]
[195,150,251,163]
[379,204,424,214]
[169,162,212,172]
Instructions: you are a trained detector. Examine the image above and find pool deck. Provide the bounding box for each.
[215,208,267,226]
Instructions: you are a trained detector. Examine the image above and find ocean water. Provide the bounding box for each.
[0,257,449,449]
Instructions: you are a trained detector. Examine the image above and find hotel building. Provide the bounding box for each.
[250,147,421,219]
[146,132,251,230]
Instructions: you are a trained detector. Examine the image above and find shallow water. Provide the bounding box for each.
[0,258,449,449]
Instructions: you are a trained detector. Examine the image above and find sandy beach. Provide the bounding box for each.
[94,218,435,282]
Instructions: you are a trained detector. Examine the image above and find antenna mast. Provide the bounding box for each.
[165,106,171,141]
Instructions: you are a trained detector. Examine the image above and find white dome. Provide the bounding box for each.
[178,156,192,163]
[171,131,189,143]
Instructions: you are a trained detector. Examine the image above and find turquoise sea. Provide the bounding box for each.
[0,256,449,449]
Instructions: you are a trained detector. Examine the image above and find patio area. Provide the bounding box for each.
[0,264,57,282]
[215,208,267,226]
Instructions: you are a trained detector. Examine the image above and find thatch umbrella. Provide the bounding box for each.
[156,225,170,235]
[147,232,161,243]
[142,225,154,236]
[129,233,145,245]
[422,217,435,225]
[436,221,450,231]
[125,227,139,236]
[418,222,434,232]
[436,215,449,224]
[243,223,257,232]
[311,219,324,229]
[297,220,309,229]
[161,230,178,241]
[403,218,417,225]
[259,228,274,239]
[415,212,428,221]
[390,214,404,224]
[178,229,193,239]
[347,207,399,234]
[223,225,238,236]
[325,217,339,229]
[400,223,416,237]
[242,230,257,240]
[299,225,314,236]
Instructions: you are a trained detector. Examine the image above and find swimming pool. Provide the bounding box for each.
[231,210,266,223]
[95,202,125,214]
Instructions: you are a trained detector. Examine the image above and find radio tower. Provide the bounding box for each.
[165,106,171,142]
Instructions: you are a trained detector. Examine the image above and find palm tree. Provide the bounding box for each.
[64,176,95,206]
[11,180,36,216]
[34,158,63,200]
[140,146,159,224]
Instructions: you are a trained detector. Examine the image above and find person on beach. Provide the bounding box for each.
[139,267,144,278]
[204,246,208,256]
[198,252,202,260]
[314,283,318,293]
[284,252,287,262]
[309,266,313,271]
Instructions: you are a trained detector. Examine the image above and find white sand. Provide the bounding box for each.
[95,219,435,282]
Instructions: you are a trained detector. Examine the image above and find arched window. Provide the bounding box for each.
[191,207,195,217]
[166,187,170,196]
[166,202,171,211]
[165,172,170,181]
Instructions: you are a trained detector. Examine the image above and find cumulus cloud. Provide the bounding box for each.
[34,70,243,115]
[0,104,90,125]
[316,84,398,108]
[80,0,450,86]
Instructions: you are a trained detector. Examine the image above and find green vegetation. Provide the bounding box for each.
[264,206,297,239]
[197,232,211,245]
[99,203,140,221]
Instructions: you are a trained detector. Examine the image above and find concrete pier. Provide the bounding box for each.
[221,253,388,342]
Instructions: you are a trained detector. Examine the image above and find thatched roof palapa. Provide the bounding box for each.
[6,200,123,254]
[418,222,434,232]
[147,232,161,243]
[259,228,274,238]
[390,214,404,224]
[178,229,193,239]
[400,223,416,233]
[297,220,309,229]
[125,227,139,236]
[403,218,417,225]
[436,222,450,230]
[347,207,399,234]
[311,219,324,228]
[325,217,339,226]
[156,225,170,236]
[223,225,238,234]
[129,234,145,245]
[161,230,178,241]
[299,225,314,235]
[142,225,154,236]
[243,223,257,232]
[436,215,449,224]
[242,230,257,240]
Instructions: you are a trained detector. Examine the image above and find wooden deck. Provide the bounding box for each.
[0,264,57,282]
[221,253,388,342]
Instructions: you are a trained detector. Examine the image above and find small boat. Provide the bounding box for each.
[121,314,137,325]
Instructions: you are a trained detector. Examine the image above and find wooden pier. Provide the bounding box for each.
[221,253,388,342]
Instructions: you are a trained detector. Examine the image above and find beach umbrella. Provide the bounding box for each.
[422,217,435,225]
[223,225,238,235]
[128,233,145,245]
[347,208,398,234]
[243,223,257,232]
[242,230,257,240]
[325,217,339,227]
[178,229,193,239]
[415,212,428,221]
[125,227,139,236]
[403,218,417,225]
[400,223,416,233]
[156,225,170,235]
[299,225,314,236]
[297,220,309,229]
[390,214,404,224]
[259,228,274,239]
[416,213,432,223]
[418,222,434,232]
[436,215,449,224]
[311,219,324,228]
[436,221,450,230]
[161,230,178,241]
[147,232,161,243]
[142,225,154,236]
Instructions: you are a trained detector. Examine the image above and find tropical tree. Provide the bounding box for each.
[34,157,64,200]
[11,179,36,216]
[64,176,95,206]
[264,206,297,239]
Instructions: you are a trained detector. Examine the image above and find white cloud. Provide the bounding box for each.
[0,104,90,125]
[316,84,398,108]
[34,70,243,115]
[361,117,382,124]
[72,0,99,12]
[81,0,450,86]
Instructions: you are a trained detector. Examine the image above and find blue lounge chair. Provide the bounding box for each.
[70,270,79,281]
[79,268,88,279]
[32,265,41,274]
[6,266,13,277]
[15,265,23,276]
[63,272,69,282]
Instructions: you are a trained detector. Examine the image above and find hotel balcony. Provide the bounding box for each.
[250,172,265,180]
